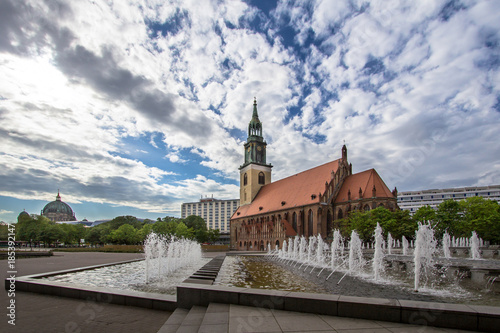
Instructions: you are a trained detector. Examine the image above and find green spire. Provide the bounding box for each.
[240,97,272,169]
[252,97,259,119]
[248,97,262,139]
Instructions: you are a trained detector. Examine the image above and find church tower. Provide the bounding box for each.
[239,98,272,205]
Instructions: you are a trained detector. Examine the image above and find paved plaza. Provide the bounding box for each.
[1,251,485,332]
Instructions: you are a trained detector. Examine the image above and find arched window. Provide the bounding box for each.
[363,204,371,212]
[292,212,297,232]
[327,210,333,236]
[243,173,248,186]
[275,240,280,249]
[258,172,265,184]
[337,208,343,220]
[308,209,314,236]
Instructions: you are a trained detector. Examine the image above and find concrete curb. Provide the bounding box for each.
[6,259,176,311]
[176,283,500,332]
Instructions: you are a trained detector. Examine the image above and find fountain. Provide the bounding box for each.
[373,223,385,281]
[402,236,409,255]
[414,222,437,291]
[262,221,500,307]
[442,231,451,259]
[348,231,363,273]
[387,232,393,255]
[470,231,481,260]
[144,233,202,284]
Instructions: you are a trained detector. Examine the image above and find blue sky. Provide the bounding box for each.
[1,0,499,223]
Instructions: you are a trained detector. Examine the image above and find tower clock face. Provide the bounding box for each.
[257,146,262,151]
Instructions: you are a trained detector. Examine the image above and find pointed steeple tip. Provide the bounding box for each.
[252,97,259,119]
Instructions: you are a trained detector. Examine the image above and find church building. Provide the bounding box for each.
[230,99,398,251]
[41,191,77,222]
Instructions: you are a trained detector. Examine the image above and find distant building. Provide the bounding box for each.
[55,219,94,227]
[41,191,77,222]
[181,196,239,233]
[231,99,397,251]
[398,185,500,214]
[17,210,31,222]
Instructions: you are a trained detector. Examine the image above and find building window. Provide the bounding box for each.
[292,212,297,232]
[327,210,333,236]
[308,210,313,236]
[244,173,248,186]
[258,172,265,185]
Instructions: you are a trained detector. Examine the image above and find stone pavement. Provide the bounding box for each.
[1,251,170,333]
[160,303,478,333]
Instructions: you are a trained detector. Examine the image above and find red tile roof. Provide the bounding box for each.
[335,169,394,203]
[233,159,340,219]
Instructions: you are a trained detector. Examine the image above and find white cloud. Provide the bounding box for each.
[0,0,499,219]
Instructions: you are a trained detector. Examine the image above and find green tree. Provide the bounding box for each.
[174,222,194,239]
[107,216,142,229]
[74,224,86,245]
[0,225,8,241]
[207,229,220,243]
[162,216,183,223]
[39,223,65,246]
[393,209,417,240]
[413,206,436,224]
[195,229,208,243]
[85,227,104,245]
[340,207,417,244]
[459,197,500,244]
[109,224,141,245]
[435,199,463,238]
[58,224,85,245]
[184,215,207,231]
[369,207,398,239]
[16,215,51,246]
[341,210,374,242]
[139,223,154,240]
[152,221,177,236]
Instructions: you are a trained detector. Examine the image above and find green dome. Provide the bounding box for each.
[17,210,30,222]
[42,192,75,220]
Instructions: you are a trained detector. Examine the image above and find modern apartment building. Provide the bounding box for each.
[181,196,239,233]
[397,185,500,214]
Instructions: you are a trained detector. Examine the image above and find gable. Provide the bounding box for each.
[335,169,394,203]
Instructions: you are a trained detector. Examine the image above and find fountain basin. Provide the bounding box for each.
[4,255,500,332]
[9,260,176,311]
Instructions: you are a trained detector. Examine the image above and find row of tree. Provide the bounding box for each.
[10,214,220,246]
[338,197,500,244]
[4,197,499,246]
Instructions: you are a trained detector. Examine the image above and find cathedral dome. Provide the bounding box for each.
[17,210,30,222]
[42,191,76,221]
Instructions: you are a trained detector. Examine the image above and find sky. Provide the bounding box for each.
[1,0,499,223]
